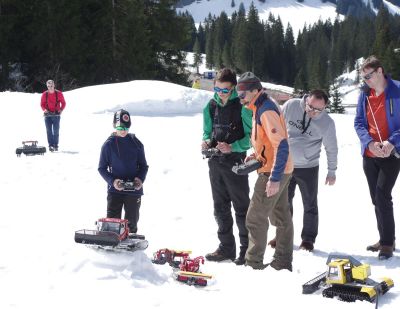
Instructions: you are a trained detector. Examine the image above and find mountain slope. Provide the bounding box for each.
[177,0,400,34]
[177,0,342,35]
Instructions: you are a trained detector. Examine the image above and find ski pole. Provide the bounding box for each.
[366,97,400,158]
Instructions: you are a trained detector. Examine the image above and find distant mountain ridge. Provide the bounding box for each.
[176,0,400,18]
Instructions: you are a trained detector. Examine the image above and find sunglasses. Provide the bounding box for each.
[214,87,231,94]
[306,102,324,113]
[237,91,247,99]
[361,68,377,81]
[116,126,129,131]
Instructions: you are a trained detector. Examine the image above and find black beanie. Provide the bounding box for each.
[236,72,262,92]
[113,109,131,129]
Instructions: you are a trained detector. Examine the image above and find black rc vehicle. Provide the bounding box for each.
[16,141,46,157]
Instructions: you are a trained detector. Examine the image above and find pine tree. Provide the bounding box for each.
[222,41,233,68]
[205,17,216,69]
[0,1,19,90]
[197,23,206,53]
[294,68,307,94]
[383,43,400,80]
[180,11,197,52]
[283,24,296,86]
[231,0,235,7]
[192,38,202,74]
[212,12,231,69]
[329,83,345,114]
[231,7,249,72]
[246,2,264,75]
[268,15,285,83]
[142,0,192,85]
[238,2,245,15]
[372,6,391,59]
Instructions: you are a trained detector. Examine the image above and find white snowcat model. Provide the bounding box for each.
[74,218,148,252]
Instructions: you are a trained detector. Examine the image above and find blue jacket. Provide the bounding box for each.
[98,133,149,196]
[354,77,400,156]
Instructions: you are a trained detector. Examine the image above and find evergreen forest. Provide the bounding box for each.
[0,0,193,92]
[0,0,400,94]
[189,2,400,93]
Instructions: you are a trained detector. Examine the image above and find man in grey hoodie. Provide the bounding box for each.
[269,89,338,251]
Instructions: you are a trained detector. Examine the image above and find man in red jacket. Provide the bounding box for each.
[40,79,66,151]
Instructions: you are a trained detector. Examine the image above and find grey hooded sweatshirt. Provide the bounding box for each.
[282,95,338,177]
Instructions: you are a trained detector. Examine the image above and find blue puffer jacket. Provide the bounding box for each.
[98,133,149,196]
[354,77,400,156]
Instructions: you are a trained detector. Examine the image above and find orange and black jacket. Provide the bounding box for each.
[246,91,293,181]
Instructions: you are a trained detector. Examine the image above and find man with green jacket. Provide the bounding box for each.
[202,68,252,266]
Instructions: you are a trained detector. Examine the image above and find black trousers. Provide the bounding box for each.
[107,193,141,233]
[208,153,250,257]
[363,156,400,247]
[288,166,319,243]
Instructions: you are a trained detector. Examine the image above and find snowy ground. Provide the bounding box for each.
[1,80,399,309]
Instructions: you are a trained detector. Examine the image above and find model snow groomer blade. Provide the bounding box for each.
[74,218,148,253]
[16,141,46,157]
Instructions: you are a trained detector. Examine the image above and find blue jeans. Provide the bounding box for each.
[44,115,60,147]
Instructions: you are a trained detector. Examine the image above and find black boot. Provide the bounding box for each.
[233,250,246,265]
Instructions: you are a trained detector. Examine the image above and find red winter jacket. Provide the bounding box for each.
[40,90,66,113]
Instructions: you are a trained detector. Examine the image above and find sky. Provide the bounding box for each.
[1,72,399,309]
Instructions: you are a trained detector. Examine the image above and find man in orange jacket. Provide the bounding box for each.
[236,72,294,271]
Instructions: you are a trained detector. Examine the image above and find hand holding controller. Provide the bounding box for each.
[232,159,262,175]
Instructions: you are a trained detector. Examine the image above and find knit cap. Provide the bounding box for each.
[236,72,262,91]
[113,109,131,129]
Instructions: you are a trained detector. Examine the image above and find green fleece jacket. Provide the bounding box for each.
[202,89,253,153]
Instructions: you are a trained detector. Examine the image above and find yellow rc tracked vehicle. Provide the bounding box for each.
[302,254,393,303]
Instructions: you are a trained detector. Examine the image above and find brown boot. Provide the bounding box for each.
[366,241,381,252]
[367,241,396,252]
[268,237,277,249]
[378,245,393,260]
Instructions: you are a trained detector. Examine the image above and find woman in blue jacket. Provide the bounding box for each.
[98,109,149,234]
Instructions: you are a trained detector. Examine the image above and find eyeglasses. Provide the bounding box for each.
[237,91,247,99]
[361,68,377,81]
[47,84,54,87]
[306,102,324,113]
[116,126,129,131]
[214,87,231,94]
